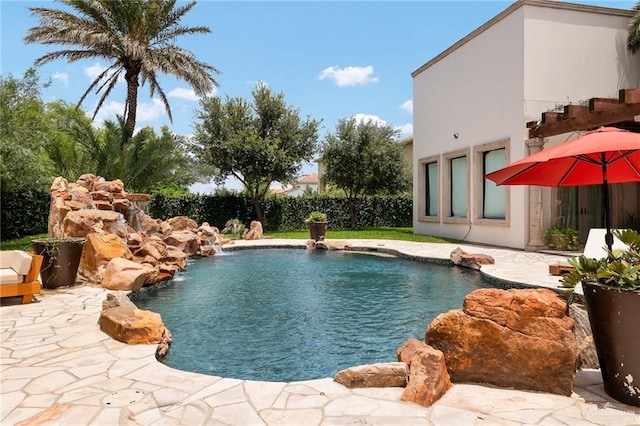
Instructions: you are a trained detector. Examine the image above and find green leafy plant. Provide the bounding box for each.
[543,226,579,250]
[304,211,327,224]
[560,229,640,291]
[221,219,246,239]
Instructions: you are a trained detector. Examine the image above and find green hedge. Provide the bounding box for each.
[1,189,50,240]
[149,194,413,231]
[0,191,412,240]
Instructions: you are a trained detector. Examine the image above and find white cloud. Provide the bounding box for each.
[400,100,413,114]
[84,62,107,80]
[92,100,125,124]
[318,65,378,87]
[395,123,413,138]
[52,72,69,87]
[137,98,167,122]
[353,113,387,126]
[91,98,166,126]
[168,87,198,101]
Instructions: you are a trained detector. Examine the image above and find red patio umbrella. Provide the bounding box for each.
[485,127,640,252]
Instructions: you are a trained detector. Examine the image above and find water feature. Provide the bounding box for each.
[134,248,492,382]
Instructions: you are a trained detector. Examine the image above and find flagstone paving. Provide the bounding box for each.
[2,239,640,425]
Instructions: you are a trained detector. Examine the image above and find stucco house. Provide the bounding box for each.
[270,173,319,196]
[412,0,640,250]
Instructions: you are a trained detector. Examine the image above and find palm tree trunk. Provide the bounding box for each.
[123,70,139,146]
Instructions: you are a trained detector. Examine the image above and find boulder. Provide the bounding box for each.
[397,338,430,364]
[449,247,495,270]
[200,244,215,256]
[102,291,137,310]
[70,186,92,205]
[198,222,217,237]
[400,346,451,407]
[79,232,132,284]
[63,210,124,238]
[50,176,70,198]
[91,191,113,202]
[425,288,577,396]
[138,212,162,235]
[102,257,148,291]
[136,239,167,260]
[155,328,173,359]
[113,198,131,214]
[98,306,166,344]
[167,216,193,231]
[48,196,71,238]
[334,362,408,388]
[569,303,599,369]
[93,179,124,194]
[316,240,352,250]
[164,230,200,256]
[76,173,98,191]
[244,221,264,240]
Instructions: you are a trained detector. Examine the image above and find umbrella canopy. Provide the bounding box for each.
[485,127,640,252]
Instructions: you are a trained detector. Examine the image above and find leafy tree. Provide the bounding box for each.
[320,118,410,228]
[80,117,206,194]
[628,2,640,53]
[24,0,220,140]
[43,100,97,181]
[0,69,54,191]
[194,83,320,224]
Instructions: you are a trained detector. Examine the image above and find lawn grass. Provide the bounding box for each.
[1,228,451,251]
[265,227,453,243]
[0,233,48,251]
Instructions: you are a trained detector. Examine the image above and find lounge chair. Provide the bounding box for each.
[0,250,44,304]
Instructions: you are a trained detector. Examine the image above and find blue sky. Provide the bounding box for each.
[1,0,636,191]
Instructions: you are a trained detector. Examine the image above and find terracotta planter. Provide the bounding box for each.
[307,221,328,242]
[550,233,570,250]
[582,280,640,407]
[31,238,85,289]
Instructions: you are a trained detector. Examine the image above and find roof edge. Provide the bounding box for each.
[411,0,633,78]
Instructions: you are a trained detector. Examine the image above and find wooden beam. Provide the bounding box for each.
[541,111,564,124]
[564,104,589,117]
[529,102,640,138]
[590,97,620,111]
[620,88,640,103]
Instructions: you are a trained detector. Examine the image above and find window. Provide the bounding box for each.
[474,140,509,225]
[418,156,439,221]
[483,148,506,219]
[426,162,438,216]
[450,156,467,217]
[443,149,470,223]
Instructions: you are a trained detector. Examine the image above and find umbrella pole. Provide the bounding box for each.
[602,154,613,253]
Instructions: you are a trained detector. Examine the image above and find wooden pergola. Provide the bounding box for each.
[526,88,640,138]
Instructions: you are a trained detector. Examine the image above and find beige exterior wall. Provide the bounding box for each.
[412,0,638,249]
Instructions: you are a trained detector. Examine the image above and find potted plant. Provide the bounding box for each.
[544,226,579,251]
[560,229,640,407]
[305,211,328,241]
[31,237,85,289]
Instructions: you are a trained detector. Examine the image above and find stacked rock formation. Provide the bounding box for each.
[333,288,579,406]
[47,174,230,289]
[426,288,578,396]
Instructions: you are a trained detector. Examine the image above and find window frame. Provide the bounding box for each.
[473,140,510,226]
[442,148,470,224]
[417,155,440,222]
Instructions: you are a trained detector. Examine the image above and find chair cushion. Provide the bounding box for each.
[0,268,22,285]
[0,250,33,275]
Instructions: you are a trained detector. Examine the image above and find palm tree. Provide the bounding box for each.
[628,1,640,53]
[24,0,220,141]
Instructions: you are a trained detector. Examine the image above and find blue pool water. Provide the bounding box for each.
[134,248,492,382]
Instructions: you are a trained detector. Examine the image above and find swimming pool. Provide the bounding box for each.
[134,248,491,382]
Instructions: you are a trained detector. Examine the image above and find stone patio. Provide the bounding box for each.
[2,239,639,425]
